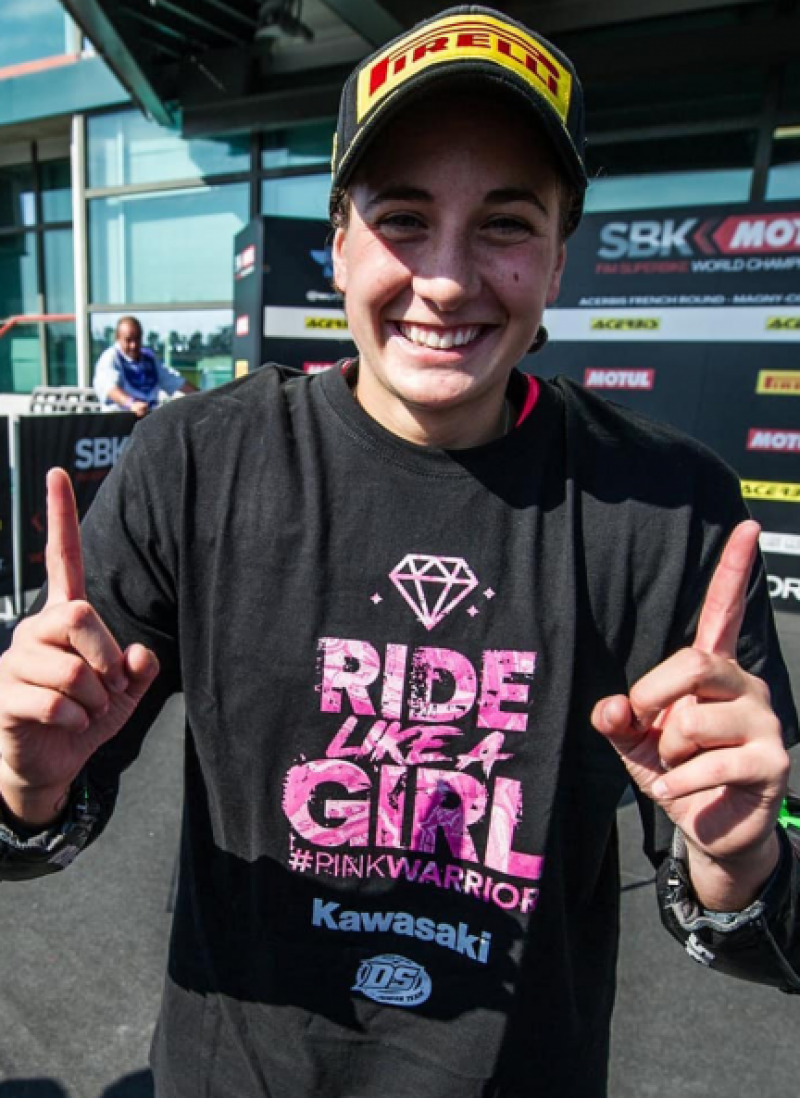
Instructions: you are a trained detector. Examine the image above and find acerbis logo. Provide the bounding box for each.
[305,316,349,330]
[590,318,660,331]
[747,429,800,452]
[756,371,800,395]
[353,954,432,1007]
[74,436,129,471]
[741,480,800,503]
[583,368,655,390]
[597,213,800,260]
[768,575,800,602]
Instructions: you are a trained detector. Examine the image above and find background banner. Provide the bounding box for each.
[18,413,136,592]
[0,417,11,598]
[236,216,356,374]
[554,200,800,311]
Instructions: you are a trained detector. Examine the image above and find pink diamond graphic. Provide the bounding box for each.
[388,554,479,630]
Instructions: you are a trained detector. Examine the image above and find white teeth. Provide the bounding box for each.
[398,324,481,349]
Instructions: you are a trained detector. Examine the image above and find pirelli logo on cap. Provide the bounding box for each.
[741,480,800,503]
[590,318,661,331]
[356,14,572,126]
[756,371,800,395]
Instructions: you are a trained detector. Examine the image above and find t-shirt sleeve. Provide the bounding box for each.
[93,347,122,403]
[156,359,188,395]
[77,417,183,823]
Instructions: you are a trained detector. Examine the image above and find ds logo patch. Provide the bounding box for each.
[353,954,432,1007]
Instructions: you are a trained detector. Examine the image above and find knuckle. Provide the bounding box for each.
[59,655,89,693]
[682,648,714,689]
[62,599,97,633]
[39,691,71,726]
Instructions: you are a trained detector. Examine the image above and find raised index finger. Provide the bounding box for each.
[694,520,760,658]
[45,467,86,605]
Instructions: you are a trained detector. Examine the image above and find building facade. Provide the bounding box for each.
[0,0,798,415]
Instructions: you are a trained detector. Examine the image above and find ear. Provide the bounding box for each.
[545,242,567,307]
[332,226,348,295]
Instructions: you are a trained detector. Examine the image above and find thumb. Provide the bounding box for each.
[122,644,160,702]
[592,693,664,796]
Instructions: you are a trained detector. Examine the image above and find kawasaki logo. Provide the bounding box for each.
[312,897,491,963]
[584,368,655,390]
[598,213,800,260]
[353,954,432,1007]
[747,429,800,452]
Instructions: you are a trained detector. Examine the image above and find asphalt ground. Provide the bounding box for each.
[0,613,798,1098]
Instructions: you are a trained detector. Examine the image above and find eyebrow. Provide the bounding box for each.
[363,185,550,217]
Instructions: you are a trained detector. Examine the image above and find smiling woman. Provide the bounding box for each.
[332,90,566,448]
[0,8,797,1098]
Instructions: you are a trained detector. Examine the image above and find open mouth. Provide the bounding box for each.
[394,322,487,351]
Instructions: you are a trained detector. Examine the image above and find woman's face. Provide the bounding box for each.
[333,92,566,447]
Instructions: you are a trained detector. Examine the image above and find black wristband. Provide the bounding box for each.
[657,826,800,993]
[0,770,103,881]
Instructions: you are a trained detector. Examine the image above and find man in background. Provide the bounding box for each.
[93,315,196,416]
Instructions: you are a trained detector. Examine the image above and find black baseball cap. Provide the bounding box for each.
[330,5,588,234]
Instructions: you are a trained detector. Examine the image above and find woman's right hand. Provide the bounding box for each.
[0,468,159,827]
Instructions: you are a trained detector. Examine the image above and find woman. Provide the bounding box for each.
[0,7,796,1097]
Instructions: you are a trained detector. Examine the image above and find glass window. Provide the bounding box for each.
[91,309,233,390]
[43,228,74,314]
[87,110,251,189]
[46,321,77,386]
[89,183,249,305]
[585,169,753,213]
[262,123,334,170]
[0,324,41,394]
[0,165,36,228]
[585,131,755,212]
[41,158,72,223]
[766,133,800,200]
[262,175,331,220]
[0,0,68,70]
[0,233,38,316]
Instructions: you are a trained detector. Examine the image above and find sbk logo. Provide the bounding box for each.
[598,213,800,260]
[353,954,432,1007]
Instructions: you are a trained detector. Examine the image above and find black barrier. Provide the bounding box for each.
[233,216,356,375]
[18,412,136,592]
[0,417,11,598]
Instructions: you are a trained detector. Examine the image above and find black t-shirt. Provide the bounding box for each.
[79,364,797,1098]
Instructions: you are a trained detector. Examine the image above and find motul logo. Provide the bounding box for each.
[747,429,800,452]
[584,369,655,390]
[718,215,800,254]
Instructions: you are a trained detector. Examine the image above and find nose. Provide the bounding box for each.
[411,231,481,312]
